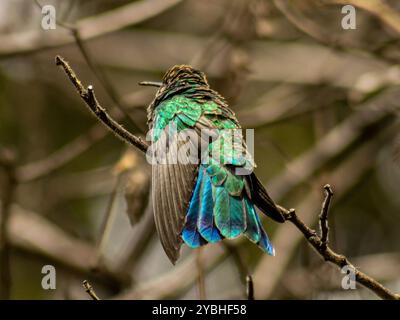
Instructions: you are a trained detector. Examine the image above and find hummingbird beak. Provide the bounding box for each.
[139,81,162,87]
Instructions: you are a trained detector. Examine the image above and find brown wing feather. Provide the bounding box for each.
[151,128,198,264]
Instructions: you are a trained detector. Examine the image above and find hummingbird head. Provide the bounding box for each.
[162,65,209,87]
[139,65,209,92]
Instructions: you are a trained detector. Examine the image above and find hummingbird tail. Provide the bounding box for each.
[181,165,275,255]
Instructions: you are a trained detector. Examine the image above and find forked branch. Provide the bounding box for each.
[281,186,399,300]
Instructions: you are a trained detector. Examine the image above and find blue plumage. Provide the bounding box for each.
[181,168,207,248]
[197,169,222,243]
[182,165,275,255]
[256,211,275,256]
[244,197,261,243]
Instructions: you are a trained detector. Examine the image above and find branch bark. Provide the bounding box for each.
[55,55,148,153]
[319,184,333,248]
[83,280,101,300]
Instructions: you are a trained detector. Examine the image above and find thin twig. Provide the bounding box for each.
[0,149,17,299]
[95,175,123,267]
[55,55,149,153]
[82,280,100,300]
[196,248,206,300]
[281,187,400,301]
[246,275,254,300]
[71,29,143,133]
[319,184,333,249]
[222,242,249,298]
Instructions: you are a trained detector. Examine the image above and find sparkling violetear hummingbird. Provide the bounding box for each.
[141,65,285,264]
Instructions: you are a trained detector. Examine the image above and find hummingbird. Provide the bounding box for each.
[141,65,284,264]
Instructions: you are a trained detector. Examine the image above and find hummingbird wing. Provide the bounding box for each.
[151,145,198,264]
[150,96,204,264]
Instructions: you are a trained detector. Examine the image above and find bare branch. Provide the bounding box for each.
[55,55,149,154]
[254,123,398,299]
[0,149,17,299]
[319,184,333,248]
[94,175,123,267]
[71,29,143,133]
[7,203,128,290]
[16,123,109,182]
[281,187,399,300]
[196,248,206,300]
[273,0,342,46]
[267,88,400,199]
[222,242,249,298]
[82,280,100,300]
[246,275,254,300]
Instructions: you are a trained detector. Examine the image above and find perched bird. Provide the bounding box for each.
[141,65,284,264]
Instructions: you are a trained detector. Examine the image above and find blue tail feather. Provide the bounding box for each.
[214,186,246,239]
[182,168,207,248]
[182,165,274,255]
[244,197,261,243]
[255,213,275,256]
[197,171,222,243]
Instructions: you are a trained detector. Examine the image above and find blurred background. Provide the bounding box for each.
[0,0,399,300]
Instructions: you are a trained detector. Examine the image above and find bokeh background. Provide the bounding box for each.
[0,0,399,300]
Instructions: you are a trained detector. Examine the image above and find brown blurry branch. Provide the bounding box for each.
[280,186,399,300]
[246,275,254,300]
[273,0,342,46]
[267,87,400,199]
[15,91,149,183]
[55,55,148,153]
[196,248,206,300]
[0,149,16,299]
[116,205,155,273]
[0,0,184,57]
[274,0,400,65]
[116,244,226,300]
[6,203,128,290]
[16,123,108,182]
